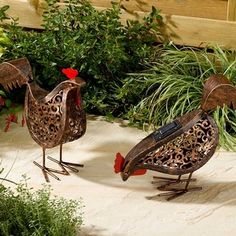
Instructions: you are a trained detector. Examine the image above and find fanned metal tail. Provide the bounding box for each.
[0,58,32,92]
[201,74,236,111]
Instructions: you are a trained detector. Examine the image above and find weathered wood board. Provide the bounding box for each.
[0,0,235,49]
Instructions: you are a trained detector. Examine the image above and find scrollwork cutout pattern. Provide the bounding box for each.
[27,90,64,146]
[139,117,216,172]
[26,85,86,148]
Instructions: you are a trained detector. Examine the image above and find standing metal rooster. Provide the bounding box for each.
[114,74,236,200]
[0,58,86,182]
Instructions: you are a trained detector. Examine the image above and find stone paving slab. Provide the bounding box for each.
[0,116,236,236]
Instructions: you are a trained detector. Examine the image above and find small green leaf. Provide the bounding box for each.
[1,5,9,12]
[0,90,6,97]
[5,99,11,108]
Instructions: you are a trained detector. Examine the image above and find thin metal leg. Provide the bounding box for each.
[184,172,193,190]
[42,147,46,167]
[59,143,63,163]
[33,147,61,182]
[41,147,49,182]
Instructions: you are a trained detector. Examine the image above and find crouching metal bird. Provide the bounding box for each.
[114,74,236,200]
[0,58,86,182]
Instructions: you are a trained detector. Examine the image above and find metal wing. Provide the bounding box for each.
[0,58,32,92]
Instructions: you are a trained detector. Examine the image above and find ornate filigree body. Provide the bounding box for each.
[25,82,86,148]
[139,113,218,175]
[121,110,218,181]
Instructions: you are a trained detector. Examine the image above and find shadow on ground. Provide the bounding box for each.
[146,179,236,205]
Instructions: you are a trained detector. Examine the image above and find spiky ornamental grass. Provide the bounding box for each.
[0,180,83,236]
[120,45,236,151]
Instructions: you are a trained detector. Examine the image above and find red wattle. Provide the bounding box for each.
[131,169,147,176]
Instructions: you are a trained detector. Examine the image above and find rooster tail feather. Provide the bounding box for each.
[0,58,32,92]
[201,74,236,111]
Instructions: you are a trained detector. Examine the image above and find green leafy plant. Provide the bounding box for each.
[0,0,163,116]
[0,180,83,236]
[120,45,236,150]
[0,89,23,132]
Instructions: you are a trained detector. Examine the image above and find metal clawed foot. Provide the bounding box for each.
[34,147,71,182]
[148,173,201,201]
[47,144,84,174]
[33,161,61,183]
[152,175,197,189]
[154,186,202,201]
[47,156,84,174]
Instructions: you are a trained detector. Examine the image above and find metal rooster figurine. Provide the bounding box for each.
[114,74,236,200]
[0,58,86,182]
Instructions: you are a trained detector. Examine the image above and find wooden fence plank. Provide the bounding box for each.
[34,0,229,20]
[156,0,228,20]
[163,15,236,49]
[227,0,236,21]
[119,10,236,49]
[61,0,227,20]
[0,0,42,28]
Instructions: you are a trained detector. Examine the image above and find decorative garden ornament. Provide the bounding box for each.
[114,74,235,200]
[0,58,86,182]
